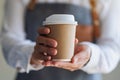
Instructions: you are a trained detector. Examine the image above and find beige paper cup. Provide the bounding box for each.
[43,14,78,61]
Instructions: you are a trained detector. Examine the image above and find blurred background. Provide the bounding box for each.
[0,0,120,80]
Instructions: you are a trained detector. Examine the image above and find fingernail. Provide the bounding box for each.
[45,28,50,33]
[50,41,57,47]
[47,56,52,60]
[53,49,57,55]
[50,49,57,55]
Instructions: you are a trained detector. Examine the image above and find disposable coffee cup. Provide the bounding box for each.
[43,14,78,61]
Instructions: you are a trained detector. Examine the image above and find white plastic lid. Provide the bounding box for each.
[43,14,78,25]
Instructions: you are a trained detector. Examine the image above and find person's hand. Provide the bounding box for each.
[43,44,91,71]
[30,27,58,68]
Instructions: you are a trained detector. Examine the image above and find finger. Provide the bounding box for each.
[72,50,89,64]
[38,54,52,61]
[53,61,78,71]
[30,52,44,66]
[74,38,79,54]
[33,51,52,61]
[35,45,57,56]
[30,57,44,67]
[38,27,50,35]
[42,61,55,66]
[74,45,83,55]
[53,61,72,68]
[75,38,78,44]
[36,36,57,47]
[71,56,78,64]
[72,51,84,63]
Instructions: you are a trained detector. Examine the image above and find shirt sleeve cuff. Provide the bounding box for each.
[79,42,101,74]
[26,53,44,73]
[15,42,44,73]
[15,42,35,73]
[26,62,44,73]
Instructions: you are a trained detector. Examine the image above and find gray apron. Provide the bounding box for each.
[16,3,102,80]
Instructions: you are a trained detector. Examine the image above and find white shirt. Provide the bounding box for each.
[1,0,120,73]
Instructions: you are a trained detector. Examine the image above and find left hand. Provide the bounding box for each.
[43,43,91,71]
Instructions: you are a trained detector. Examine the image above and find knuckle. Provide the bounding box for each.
[39,27,44,31]
[40,46,47,53]
[45,38,50,44]
[46,48,53,55]
[44,56,49,61]
[46,39,55,47]
[36,36,41,43]
[47,56,51,60]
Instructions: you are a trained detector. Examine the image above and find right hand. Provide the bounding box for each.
[30,27,58,67]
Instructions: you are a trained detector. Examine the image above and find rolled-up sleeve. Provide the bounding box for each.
[81,0,120,74]
[1,0,43,73]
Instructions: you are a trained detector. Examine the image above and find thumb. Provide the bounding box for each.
[71,54,78,63]
[75,38,78,44]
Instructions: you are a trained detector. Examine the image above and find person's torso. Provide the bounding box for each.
[16,2,102,80]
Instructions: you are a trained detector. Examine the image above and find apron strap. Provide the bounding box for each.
[27,0,37,10]
[90,0,100,41]
[27,0,100,41]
